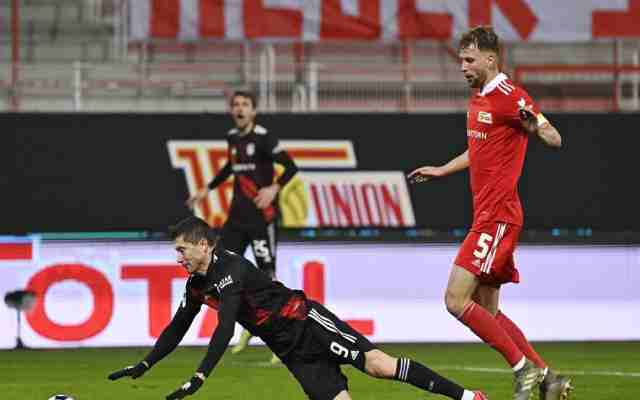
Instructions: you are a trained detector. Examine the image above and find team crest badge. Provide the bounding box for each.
[246,143,255,156]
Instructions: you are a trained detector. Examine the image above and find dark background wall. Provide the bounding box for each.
[7,113,638,234]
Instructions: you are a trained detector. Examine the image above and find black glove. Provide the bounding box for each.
[107,361,149,380]
[166,374,205,400]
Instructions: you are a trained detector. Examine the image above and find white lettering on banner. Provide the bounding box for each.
[305,172,415,227]
[1,241,639,348]
[131,1,640,42]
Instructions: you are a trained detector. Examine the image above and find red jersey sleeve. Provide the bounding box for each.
[502,86,541,127]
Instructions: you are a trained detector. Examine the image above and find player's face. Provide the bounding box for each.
[174,236,209,274]
[230,95,257,130]
[459,46,494,89]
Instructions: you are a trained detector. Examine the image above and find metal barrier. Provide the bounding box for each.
[2,40,639,112]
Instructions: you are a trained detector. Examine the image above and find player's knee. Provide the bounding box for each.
[444,289,466,317]
[364,350,396,379]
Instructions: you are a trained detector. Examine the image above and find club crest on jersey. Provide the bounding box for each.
[517,98,527,109]
[214,275,233,293]
[477,111,492,124]
[246,143,255,156]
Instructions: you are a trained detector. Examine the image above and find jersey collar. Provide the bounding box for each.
[479,72,508,96]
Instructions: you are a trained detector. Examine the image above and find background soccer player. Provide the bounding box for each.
[408,26,571,400]
[186,90,298,362]
[108,216,488,400]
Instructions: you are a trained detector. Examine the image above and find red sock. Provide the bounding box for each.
[460,302,524,367]
[496,311,547,369]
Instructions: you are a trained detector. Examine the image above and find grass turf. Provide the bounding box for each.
[1,341,638,399]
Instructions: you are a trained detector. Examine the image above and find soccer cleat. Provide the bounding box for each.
[539,370,573,400]
[231,329,252,354]
[473,390,489,400]
[513,360,544,400]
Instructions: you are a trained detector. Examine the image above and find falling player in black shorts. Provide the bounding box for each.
[108,216,488,400]
[186,90,298,362]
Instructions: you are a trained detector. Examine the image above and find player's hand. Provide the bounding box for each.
[185,189,209,210]
[518,104,538,135]
[107,361,149,380]
[166,374,205,400]
[255,184,279,209]
[407,166,443,184]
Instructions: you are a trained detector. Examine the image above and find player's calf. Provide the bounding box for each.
[390,355,485,400]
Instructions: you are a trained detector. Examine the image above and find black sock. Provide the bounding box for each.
[394,357,465,400]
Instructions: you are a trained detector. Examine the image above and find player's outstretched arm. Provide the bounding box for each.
[185,162,232,209]
[407,150,469,184]
[107,361,149,380]
[109,297,200,384]
[165,289,242,399]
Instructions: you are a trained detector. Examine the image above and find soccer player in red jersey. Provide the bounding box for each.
[409,26,571,400]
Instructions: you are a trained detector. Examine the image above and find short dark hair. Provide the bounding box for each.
[459,26,500,57]
[168,216,217,246]
[230,90,258,109]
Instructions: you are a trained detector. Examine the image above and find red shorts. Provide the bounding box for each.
[454,222,522,285]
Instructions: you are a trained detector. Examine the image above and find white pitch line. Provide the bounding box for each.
[430,365,640,378]
[231,361,640,378]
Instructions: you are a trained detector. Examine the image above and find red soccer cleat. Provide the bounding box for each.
[473,391,489,400]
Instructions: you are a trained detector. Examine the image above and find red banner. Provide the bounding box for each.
[130,0,640,42]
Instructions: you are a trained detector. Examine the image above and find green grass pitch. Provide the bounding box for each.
[1,341,638,399]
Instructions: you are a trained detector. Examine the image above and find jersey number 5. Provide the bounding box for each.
[473,233,494,259]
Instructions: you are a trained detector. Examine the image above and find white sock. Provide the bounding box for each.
[461,390,476,400]
[512,356,526,372]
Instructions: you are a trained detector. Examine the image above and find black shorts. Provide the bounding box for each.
[284,301,377,400]
[220,220,277,274]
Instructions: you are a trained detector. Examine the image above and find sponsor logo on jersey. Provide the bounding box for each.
[231,163,256,172]
[467,129,488,140]
[477,111,492,124]
[350,350,360,360]
[214,275,233,293]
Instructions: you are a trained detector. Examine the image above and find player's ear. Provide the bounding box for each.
[486,53,496,68]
